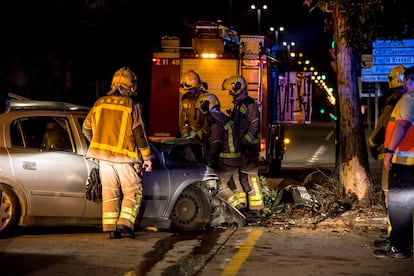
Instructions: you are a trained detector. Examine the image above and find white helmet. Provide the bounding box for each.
[195,93,220,115]
[179,70,202,93]
[222,75,247,97]
[110,67,137,96]
[196,93,230,124]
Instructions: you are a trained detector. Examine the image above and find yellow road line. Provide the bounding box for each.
[221,228,263,276]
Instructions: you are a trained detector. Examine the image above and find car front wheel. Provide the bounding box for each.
[0,185,20,235]
[170,185,211,232]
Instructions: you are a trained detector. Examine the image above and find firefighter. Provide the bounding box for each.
[373,66,414,259]
[369,64,406,251]
[195,93,245,210]
[369,64,406,204]
[222,75,265,217]
[82,67,152,239]
[179,70,208,139]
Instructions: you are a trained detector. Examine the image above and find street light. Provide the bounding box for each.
[282,41,295,55]
[269,26,284,48]
[250,4,268,33]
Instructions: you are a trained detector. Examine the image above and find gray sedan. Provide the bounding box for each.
[0,97,244,236]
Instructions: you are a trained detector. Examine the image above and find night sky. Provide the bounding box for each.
[0,0,331,107]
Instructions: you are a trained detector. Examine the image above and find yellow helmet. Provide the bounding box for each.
[111,67,137,95]
[388,65,406,89]
[222,75,247,97]
[195,93,220,115]
[179,70,202,93]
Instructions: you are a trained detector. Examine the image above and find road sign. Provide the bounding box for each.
[361,75,388,82]
[373,48,414,56]
[362,39,414,83]
[373,39,414,48]
[373,56,414,65]
[361,54,372,68]
[371,65,405,74]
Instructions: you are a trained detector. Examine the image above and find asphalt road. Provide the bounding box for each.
[1,225,413,275]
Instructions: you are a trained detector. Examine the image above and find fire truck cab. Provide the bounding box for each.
[149,21,312,174]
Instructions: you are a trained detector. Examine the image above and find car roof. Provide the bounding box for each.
[5,99,90,113]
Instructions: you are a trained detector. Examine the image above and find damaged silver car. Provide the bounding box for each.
[0,96,244,236]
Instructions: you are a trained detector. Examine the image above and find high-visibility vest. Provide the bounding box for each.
[384,92,414,165]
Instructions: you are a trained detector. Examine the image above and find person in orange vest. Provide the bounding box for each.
[222,75,264,219]
[372,65,414,259]
[369,64,406,250]
[82,67,152,239]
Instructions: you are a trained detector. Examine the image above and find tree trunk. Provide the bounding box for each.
[333,5,373,206]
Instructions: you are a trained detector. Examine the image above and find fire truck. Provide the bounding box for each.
[149,21,312,174]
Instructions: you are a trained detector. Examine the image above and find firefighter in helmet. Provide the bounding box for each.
[82,67,152,239]
[369,64,406,250]
[222,75,264,216]
[179,70,208,139]
[195,93,245,211]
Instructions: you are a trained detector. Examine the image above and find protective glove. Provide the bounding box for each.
[85,168,102,203]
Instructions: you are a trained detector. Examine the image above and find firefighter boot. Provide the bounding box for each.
[231,172,247,209]
[245,173,264,212]
[218,188,243,210]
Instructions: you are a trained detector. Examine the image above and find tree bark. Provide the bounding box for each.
[333,5,373,206]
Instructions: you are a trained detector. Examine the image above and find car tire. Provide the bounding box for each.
[170,185,211,232]
[0,185,20,235]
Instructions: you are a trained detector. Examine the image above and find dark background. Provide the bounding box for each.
[0,0,331,111]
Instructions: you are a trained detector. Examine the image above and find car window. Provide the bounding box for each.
[10,120,24,147]
[77,116,90,147]
[10,116,74,152]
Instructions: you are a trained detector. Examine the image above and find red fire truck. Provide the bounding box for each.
[149,21,312,174]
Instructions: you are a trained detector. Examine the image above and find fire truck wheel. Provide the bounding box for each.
[170,185,211,232]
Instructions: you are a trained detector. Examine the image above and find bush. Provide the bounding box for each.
[260,175,278,216]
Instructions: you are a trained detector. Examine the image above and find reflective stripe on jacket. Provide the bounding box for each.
[233,96,260,146]
[83,95,151,162]
[384,92,414,165]
[206,114,241,168]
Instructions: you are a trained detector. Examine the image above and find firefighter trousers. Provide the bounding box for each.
[229,168,264,211]
[99,160,143,232]
[216,166,244,210]
[239,168,264,211]
[388,164,414,253]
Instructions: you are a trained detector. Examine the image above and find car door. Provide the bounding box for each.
[8,114,93,218]
[141,144,172,219]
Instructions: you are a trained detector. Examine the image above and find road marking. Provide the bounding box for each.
[221,228,263,276]
[306,145,328,164]
[325,130,334,141]
[306,130,333,164]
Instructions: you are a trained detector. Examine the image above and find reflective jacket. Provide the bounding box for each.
[232,96,260,155]
[369,90,403,160]
[180,89,208,139]
[384,92,414,165]
[205,112,241,168]
[83,95,151,162]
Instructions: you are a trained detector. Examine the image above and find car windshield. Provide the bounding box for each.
[152,138,205,166]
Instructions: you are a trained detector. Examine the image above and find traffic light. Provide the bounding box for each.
[329,41,336,60]
[320,108,325,114]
